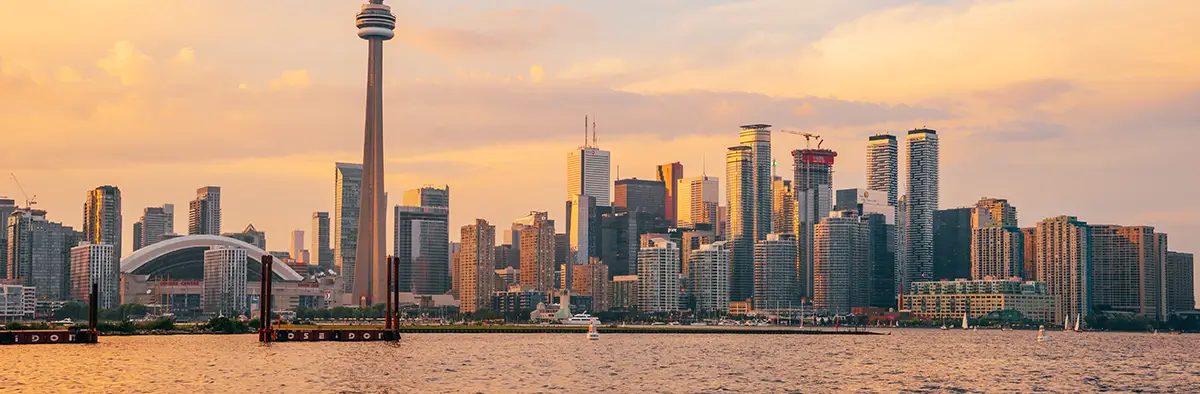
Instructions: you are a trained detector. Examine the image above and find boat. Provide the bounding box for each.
[1073,313,1081,332]
[961,313,969,330]
[561,313,601,325]
[586,321,600,341]
[1064,316,1071,331]
[50,318,74,325]
[1037,325,1047,342]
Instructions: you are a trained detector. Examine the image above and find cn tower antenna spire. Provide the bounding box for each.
[592,115,597,147]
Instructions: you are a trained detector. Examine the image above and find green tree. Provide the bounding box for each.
[53,301,89,321]
[117,303,149,320]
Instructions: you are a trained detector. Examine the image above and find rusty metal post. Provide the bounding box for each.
[88,283,99,342]
[260,255,273,342]
[385,255,394,330]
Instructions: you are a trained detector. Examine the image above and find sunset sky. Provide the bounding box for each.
[2,0,1198,287]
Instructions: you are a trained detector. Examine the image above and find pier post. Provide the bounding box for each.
[88,283,98,343]
[385,255,394,330]
[259,255,273,342]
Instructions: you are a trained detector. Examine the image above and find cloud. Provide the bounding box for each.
[391,5,586,59]
[528,64,545,83]
[95,40,152,85]
[173,47,196,66]
[270,69,311,89]
[975,121,1067,142]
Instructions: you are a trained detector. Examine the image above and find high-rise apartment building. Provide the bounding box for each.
[133,204,173,251]
[638,237,680,312]
[1021,227,1037,280]
[656,162,683,226]
[813,211,871,315]
[679,230,715,276]
[771,177,794,235]
[69,243,117,309]
[82,186,122,262]
[334,163,363,292]
[726,145,755,302]
[866,134,899,207]
[188,186,221,236]
[677,176,719,229]
[903,129,939,292]
[933,208,973,280]
[394,206,450,295]
[690,241,730,314]
[793,147,837,300]
[6,209,75,301]
[610,275,639,311]
[972,198,1018,228]
[1090,225,1165,321]
[1035,216,1091,323]
[832,189,895,307]
[202,246,247,316]
[403,185,450,209]
[754,233,798,311]
[971,226,1024,279]
[572,262,609,312]
[289,230,305,264]
[567,143,612,207]
[1164,251,1194,314]
[614,179,666,219]
[894,195,908,296]
[514,212,556,291]
[0,198,16,278]
[458,219,495,313]
[738,124,772,242]
[311,212,333,270]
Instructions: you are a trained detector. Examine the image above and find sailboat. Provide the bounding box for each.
[940,316,948,330]
[586,320,600,341]
[1073,314,1081,332]
[1037,325,1047,342]
[961,313,969,330]
[1063,316,1071,331]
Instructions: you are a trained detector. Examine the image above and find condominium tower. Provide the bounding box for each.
[677,175,719,229]
[726,145,755,302]
[188,186,221,236]
[202,246,248,316]
[813,211,871,315]
[902,129,939,292]
[133,204,173,251]
[514,212,556,291]
[754,233,798,311]
[1090,225,1165,321]
[793,147,837,299]
[83,186,122,262]
[638,238,680,312]
[866,134,899,207]
[311,212,333,270]
[1035,216,1091,323]
[334,163,362,292]
[738,124,772,242]
[458,220,495,313]
[690,241,730,314]
[69,243,118,309]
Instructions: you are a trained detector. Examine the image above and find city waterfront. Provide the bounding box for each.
[3,330,1197,393]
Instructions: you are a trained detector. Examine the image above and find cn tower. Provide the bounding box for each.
[352,0,395,305]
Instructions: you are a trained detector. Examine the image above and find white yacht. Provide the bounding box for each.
[561,313,602,325]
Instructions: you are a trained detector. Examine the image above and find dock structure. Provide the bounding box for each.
[1,283,100,345]
[259,255,400,342]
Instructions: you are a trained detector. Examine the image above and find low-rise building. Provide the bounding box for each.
[901,278,1055,322]
[0,281,36,321]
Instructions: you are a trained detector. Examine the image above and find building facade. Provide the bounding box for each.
[567,145,612,207]
[677,175,719,229]
[972,197,1018,228]
[394,206,450,295]
[813,212,871,315]
[690,241,730,314]
[933,207,972,280]
[0,199,17,278]
[610,275,638,311]
[903,129,939,293]
[69,243,118,309]
[402,185,450,209]
[515,212,556,292]
[971,226,1025,280]
[1035,216,1091,323]
[202,246,247,316]
[738,124,772,243]
[866,134,899,207]
[656,162,683,226]
[572,262,610,312]
[614,178,666,220]
[134,204,174,251]
[638,238,680,312]
[6,209,76,301]
[754,233,798,311]
[771,177,795,235]
[311,212,333,271]
[83,185,122,263]
[1164,251,1194,314]
[188,186,221,236]
[334,163,362,292]
[726,145,755,302]
[902,279,1055,322]
[793,148,838,300]
[1090,225,1165,320]
[459,219,495,313]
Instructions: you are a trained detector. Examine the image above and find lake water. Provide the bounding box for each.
[3,329,1198,392]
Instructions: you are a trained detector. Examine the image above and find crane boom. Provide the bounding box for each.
[777,129,823,149]
[9,173,36,206]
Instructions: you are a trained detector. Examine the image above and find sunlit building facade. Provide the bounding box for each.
[903,129,939,293]
[638,238,680,312]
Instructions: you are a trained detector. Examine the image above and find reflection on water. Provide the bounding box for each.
[3,330,1198,393]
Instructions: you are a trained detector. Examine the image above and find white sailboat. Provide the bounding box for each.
[1073,314,1081,332]
[1063,316,1071,331]
[586,320,600,341]
[1037,325,1047,342]
[961,313,969,330]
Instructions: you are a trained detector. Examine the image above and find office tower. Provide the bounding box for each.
[903,128,939,293]
[679,230,715,276]
[1090,225,1165,321]
[894,195,907,296]
[970,226,1024,279]
[566,194,595,268]
[514,212,556,291]
[82,185,122,262]
[656,162,683,226]
[738,124,772,242]
[793,147,837,299]
[754,233,798,311]
[458,219,495,313]
[572,262,610,312]
[715,206,728,239]
[567,133,612,207]
[0,198,15,278]
[1164,251,1194,314]
[1021,227,1037,280]
[1035,216,1091,323]
[638,237,680,312]
[6,209,75,300]
[403,185,449,209]
[614,179,666,219]
[554,233,568,270]
[972,198,1018,228]
[598,211,670,278]
[134,204,173,251]
[188,186,221,236]
[690,241,730,314]
[311,212,333,270]
[225,224,266,250]
[289,230,305,263]
[726,145,755,302]
[394,206,450,295]
[866,134,899,207]
[69,243,117,309]
[334,163,363,291]
[771,177,794,234]
[813,211,871,315]
[494,244,514,269]
[933,208,972,279]
[202,246,247,316]
[677,176,719,229]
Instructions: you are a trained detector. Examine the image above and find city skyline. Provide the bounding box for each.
[1,1,1197,276]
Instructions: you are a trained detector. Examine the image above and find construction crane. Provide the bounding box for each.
[9,173,36,207]
[777,129,825,149]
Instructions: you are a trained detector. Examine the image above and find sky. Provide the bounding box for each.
[2,0,1198,298]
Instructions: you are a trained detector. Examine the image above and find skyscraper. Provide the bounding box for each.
[835,189,897,308]
[289,230,305,264]
[403,185,450,209]
[311,212,333,271]
[202,246,248,316]
[0,198,16,278]
[334,162,363,292]
[656,162,683,226]
[676,175,719,229]
[69,243,117,309]
[352,0,396,306]
[188,186,221,236]
[459,219,494,313]
[903,128,939,292]
[134,204,173,251]
[933,207,972,280]
[754,233,798,311]
[970,226,1025,279]
[567,136,612,207]
[813,211,871,315]
[83,186,121,262]
[771,177,794,234]
[726,145,755,302]
[738,124,772,242]
[1164,251,1194,314]
[394,206,450,295]
[1089,225,1164,321]
[690,241,730,314]
[7,209,75,301]
[572,262,610,312]
[614,178,666,219]
[866,134,899,207]
[638,237,680,312]
[514,212,556,291]
[972,198,1018,228]
[793,147,837,299]
[1021,227,1037,281]
[1035,216,1091,323]
[566,194,596,268]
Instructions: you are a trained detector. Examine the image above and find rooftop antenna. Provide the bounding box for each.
[592,115,597,147]
[702,153,706,177]
[584,115,588,147]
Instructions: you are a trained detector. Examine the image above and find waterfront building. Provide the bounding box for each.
[0,199,16,278]
[903,129,939,293]
[1035,216,1091,323]
[334,163,363,292]
[638,238,680,312]
[690,241,730,314]
[813,211,871,315]
[572,262,610,312]
[738,124,772,243]
[793,147,838,300]
[656,162,683,226]
[311,212,333,270]
[491,288,547,316]
[0,280,36,321]
[614,178,666,220]
[866,134,899,207]
[83,186,122,263]
[971,226,1025,280]
[514,212,556,291]
[202,246,247,316]
[69,243,118,309]
[458,219,495,313]
[902,278,1055,322]
[598,211,669,278]
[6,209,76,301]
[1090,224,1165,320]
[610,275,638,311]
[134,204,173,251]
[188,186,221,236]
[679,230,715,276]
[1164,251,1194,314]
[933,207,972,280]
[726,145,755,302]
[833,189,895,308]
[1021,227,1037,280]
[394,206,450,295]
[754,234,797,311]
[677,175,719,229]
